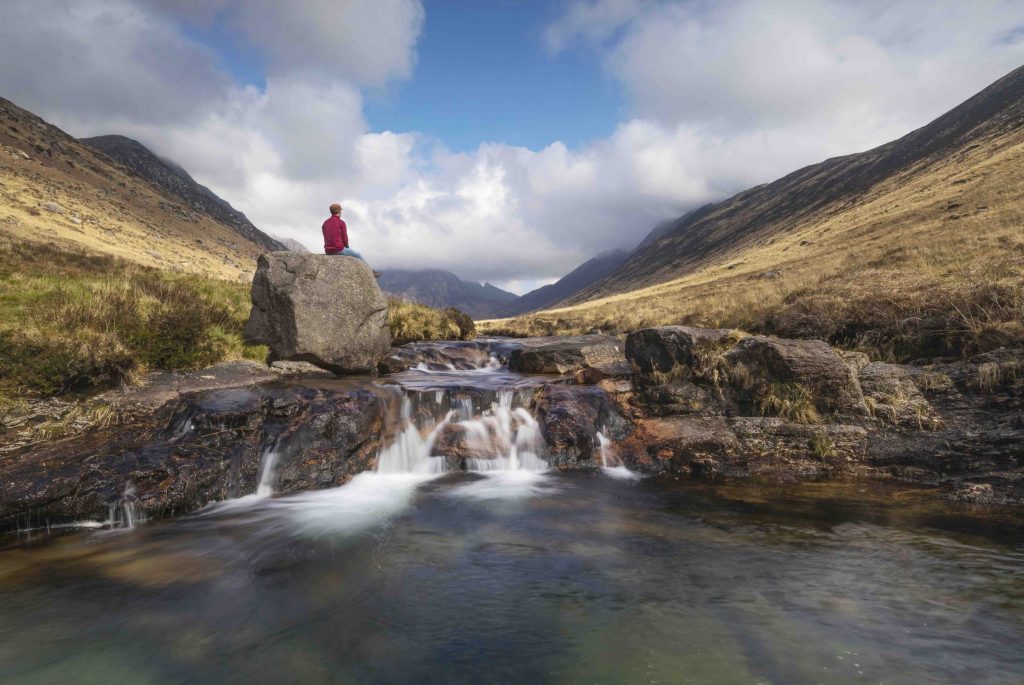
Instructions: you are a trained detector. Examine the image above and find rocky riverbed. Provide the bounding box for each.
[1,329,1022,533]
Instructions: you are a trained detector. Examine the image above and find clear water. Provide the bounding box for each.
[1,475,1022,684]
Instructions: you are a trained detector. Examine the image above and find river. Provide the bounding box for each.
[0,357,1022,684]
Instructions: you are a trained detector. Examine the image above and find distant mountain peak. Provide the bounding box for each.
[377,268,518,319]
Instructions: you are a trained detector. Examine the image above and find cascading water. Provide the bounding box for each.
[596,430,641,481]
[375,389,547,475]
[460,391,547,472]
[256,446,280,496]
[375,392,453,475]
[107,481,145,528]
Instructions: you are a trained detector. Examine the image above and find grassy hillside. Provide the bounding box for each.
[0,233,264,403]
[0,97,473,416]
[481,67,1024,360]
[0,97,269,280]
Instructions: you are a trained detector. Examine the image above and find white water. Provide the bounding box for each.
[256,446,280,496]
[107,481,145,528]
[597,430,641,481]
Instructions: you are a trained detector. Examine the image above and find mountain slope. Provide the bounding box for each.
[569,64,1024,304]
[378,269,518,319]
[482,65,1024,358]
[497,249,629,317]
[82,134,283,252]
[0,96,272,280]
[274,235,310,253]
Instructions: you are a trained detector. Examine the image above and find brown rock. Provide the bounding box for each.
[859,362,942,429]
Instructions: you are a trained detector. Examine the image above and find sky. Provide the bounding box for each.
[0,0,1022,294]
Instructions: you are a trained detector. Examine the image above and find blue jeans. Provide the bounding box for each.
[329,247,365,261]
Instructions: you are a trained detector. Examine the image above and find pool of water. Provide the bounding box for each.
[1,473,1021,684]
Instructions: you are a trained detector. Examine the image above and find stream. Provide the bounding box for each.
[0,354,1022,683]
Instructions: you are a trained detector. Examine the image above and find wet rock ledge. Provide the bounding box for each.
[1,328,1022,532]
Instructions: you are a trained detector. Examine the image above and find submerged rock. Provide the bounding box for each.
[379,341,494,374]
[245,252,390,374]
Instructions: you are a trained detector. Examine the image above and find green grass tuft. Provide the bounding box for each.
[0,236,263,397]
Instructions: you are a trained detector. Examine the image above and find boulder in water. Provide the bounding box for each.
[245,252,390,374]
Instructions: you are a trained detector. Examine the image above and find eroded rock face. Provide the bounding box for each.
[245,252,390,374]
[0,384,387,531]
[619,416,741,476]
[509,335,625,374]
[724,336,868,417]
[537,385,632,468]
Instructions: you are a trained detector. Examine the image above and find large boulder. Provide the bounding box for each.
[245,252,390,374]
[858,362,941,429]
[508,335,624,374]
[724,336,868,417]
[622,325,737,374]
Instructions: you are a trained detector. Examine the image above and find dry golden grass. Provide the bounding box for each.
[387,297,476,345]
[0,99,268,282]
[481,129,1024,360]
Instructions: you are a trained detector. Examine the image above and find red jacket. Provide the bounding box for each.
[322,215,349,254]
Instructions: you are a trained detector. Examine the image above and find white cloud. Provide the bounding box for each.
[144,0,425,86]
[1,0,1023,292]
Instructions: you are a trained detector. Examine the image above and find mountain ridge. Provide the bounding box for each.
[568,64,1024,304]
[0,95,273,280]
[81,134,284,253]
[378,268,518,319]
[496,249,630,317]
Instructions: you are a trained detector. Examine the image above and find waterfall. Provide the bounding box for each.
[375,392,453,474]
[596,430,640,481]
[107,481,145,528]
[374,389,547,475]
[461,392,547,472]
[256,445,280,496]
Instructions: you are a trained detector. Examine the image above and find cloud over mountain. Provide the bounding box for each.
[1,0,1021,289]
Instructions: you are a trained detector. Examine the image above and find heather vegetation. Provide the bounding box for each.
[482,227,1024,362]
[0,235,264,400]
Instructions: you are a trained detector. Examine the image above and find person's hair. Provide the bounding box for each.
[329,203,342,215]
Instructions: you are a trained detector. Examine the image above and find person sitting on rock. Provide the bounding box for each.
[322,203,381,277]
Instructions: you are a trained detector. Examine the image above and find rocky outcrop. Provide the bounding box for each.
[2,335,1022,533]
[723,336,868,417]
[537,385,632,468]
[245,252,390,374]
[859,362,942,429]
[0,384,388,530]
[626,326,737,380]
[509,335,624,374]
